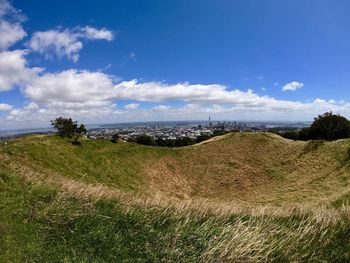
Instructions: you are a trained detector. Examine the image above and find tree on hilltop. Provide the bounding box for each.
[51,117,87,145]
[111,133,120,143]
[309,112,350,141]
[274,112,350,141]
[134,134,154,146]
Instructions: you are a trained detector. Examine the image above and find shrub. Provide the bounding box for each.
[213,130,226,136]
[309,112,350,141]
[111,133,119,143]
[278,112,350,141]
[134,134,155,146]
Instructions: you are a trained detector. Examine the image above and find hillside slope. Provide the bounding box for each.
[1,132,350,206]
[1,132,350,262]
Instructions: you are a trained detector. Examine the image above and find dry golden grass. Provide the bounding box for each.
[2,142,350,224]
[1,132,350,207]
[142,132,350,205]
[2,132,350,262]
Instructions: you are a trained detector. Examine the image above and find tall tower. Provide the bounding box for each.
[209,115,212,127]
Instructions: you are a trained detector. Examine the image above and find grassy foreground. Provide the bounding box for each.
[1,168,350,262]
[1,133,350,262]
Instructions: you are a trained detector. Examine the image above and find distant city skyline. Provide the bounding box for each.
[1,0,350,129]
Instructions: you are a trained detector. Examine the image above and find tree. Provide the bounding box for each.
[213,130,226,136]
[50,117,74,138]
[51,117,87,145]
[174,137,194,147]
[71,124,87,145]
[111,133,119,143]
[309,112,350,141]
[155,137,167,147]
[297,127,311,141]
[134,134,154,146]
[196,134,211,143]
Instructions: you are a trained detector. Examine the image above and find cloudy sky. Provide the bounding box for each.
[1,0,350,129]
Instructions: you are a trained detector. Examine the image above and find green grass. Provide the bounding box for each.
[1,133,350,205]
[1,167,350,262]
[0,136,178,192]
[2,133,350,261]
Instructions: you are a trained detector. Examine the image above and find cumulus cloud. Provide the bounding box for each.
[0,50,42,91]
[0,103,12,111]
[28,30,82,62]
[110,100,350,123]
[80,26,113,41]
[24,102,39,110]
[28,26,114,62]
[0,0,26,50]
[24,69,114,104]
[282,81,304,91]
[124,103,139,110]
[4,91,350,128]
[16,69,350,119]
[0,2,38,92]
[0,20,26,50]
[5,103,116,126]
[112,80,305,111]
[23,72,295,110]
[9,69,348,125]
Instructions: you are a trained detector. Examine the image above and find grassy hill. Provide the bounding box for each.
[1,132,350,262]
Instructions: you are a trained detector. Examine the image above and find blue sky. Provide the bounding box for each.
[1,0,350,129]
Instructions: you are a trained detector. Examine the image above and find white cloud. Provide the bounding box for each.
[110,100,350,123]
[0,2,34,94]
[3,92,350,129]
[24,102,39,110]
[0,20,26,50]
[0,0,11,16]
[282,81,304,91]
[80,26,113,41]
[152,105,171,111]
[0,103,12,111]
[28,30,82,62]
[112,80,304,111]
[17,70,350,120]
[0,0,25,19]
[4,69,345,126]
[28,26,113,62]
[25,74,293,109]
[4,104,116,126]
[124,103,139,110]
[0,0,26,50]
[0,50,42,91]
[24,69,114,104]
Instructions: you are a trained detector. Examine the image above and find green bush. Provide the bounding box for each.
[111,133,119,143]
[309,112,350,141]
[134,134,155,146]
[279,112,350,141]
